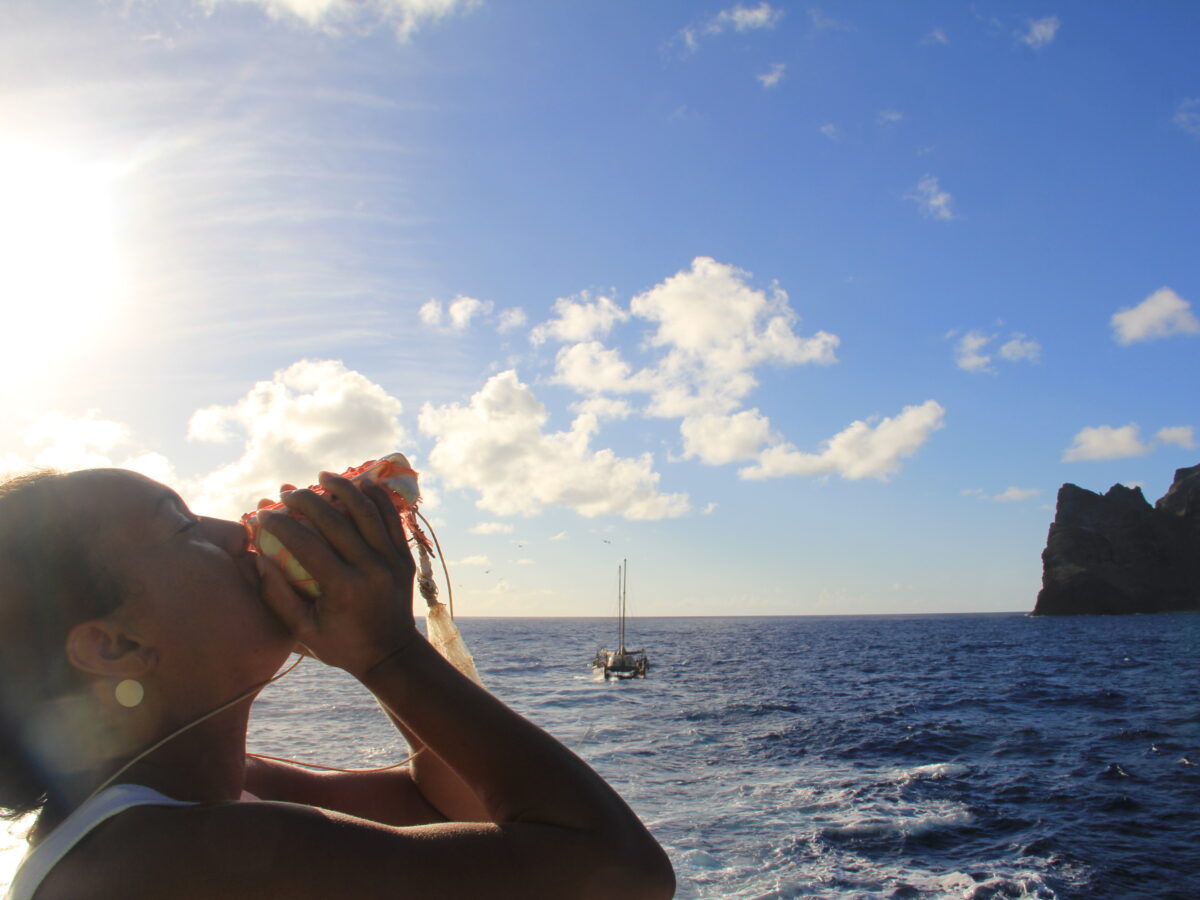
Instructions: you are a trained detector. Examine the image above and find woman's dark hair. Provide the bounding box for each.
[0,470,124,821]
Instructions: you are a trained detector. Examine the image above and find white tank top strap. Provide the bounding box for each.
[6,784,196,900]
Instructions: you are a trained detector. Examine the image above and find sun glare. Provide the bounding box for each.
[0,143,126,380]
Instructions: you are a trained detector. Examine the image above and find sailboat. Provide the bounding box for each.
[592,559,649,679]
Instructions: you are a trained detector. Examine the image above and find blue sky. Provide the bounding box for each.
[1,0,1197,616]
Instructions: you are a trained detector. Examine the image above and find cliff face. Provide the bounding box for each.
[1033,463,1200,615]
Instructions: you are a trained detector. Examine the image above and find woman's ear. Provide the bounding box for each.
[64,620,155,679]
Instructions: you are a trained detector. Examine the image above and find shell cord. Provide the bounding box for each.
[415,509,454,618]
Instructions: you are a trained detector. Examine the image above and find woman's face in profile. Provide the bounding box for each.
[69,468,294,703]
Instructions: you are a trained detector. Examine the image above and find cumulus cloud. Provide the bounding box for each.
[952,329,1041,372]
[1019,16,1060,49]
[419,296,497,331]
[1111,287,1200,345]
[530,293,628,346]
[909,174,957,221]
[550,258,838,424]
[994,486,1039,502]
[1155,426,1196,449]
[1175,99,1200,137]
[470,522,513,535]
[1062,424,1151,462]
[680,409,773,466]
[187,359,407,518]
[205,0,476,41]
[496,307,528,333]
[570,396,633,421]
[998,334,1042,363]
[818,123,842,141]
[740,400,945,481]
[877,109,904,125]
[630,257,839,415]
[418,370,689,520]
[1,411,176,484]
[457,555,490,566]
[954,331,994,372]
[757,63,786,88]
[678,2,782,51]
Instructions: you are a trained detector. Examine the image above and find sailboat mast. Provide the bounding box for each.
[620,558,627,651]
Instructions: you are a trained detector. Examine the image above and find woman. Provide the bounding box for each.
[0,467,675,899]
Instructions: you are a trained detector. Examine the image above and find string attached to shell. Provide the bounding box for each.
[92,452,477,799]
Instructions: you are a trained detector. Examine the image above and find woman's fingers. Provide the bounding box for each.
[316,471,394,558]
[359,479,417,571]
[279,486,378,568]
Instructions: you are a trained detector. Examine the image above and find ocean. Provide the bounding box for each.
[4,612,1198,898]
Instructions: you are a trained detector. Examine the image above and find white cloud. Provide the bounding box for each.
[877,109,904,125]
[530,293,628,345]
[516,558,534,566]
[960,488,984,497]
[552,341,639,396]
[418,299,443,327]
[954,331,993,372]
[1155,426,1196,449]
[1111,287,1200,345]
[1175,99,1200,137]
[678,2,782,51]
[458,555,490,566]
[740,400,945,481]
[206,0,476,41]
[808,8,850,32]
[187,359,407,518]
[718,2,783,31]
[994,486,1039,502]
[757,63,786,88]
[630,257,839,417]
[497,307,527,333]
[549,531,568,542]
[570,396,633,421]
[909,174,957,221]
[702,502,718,515]
[447,295,493,329]
[470,521,513,535]
[1019,16,1060,49]
[818,123,842,141]
[418,370,689,520]
[418,295,495,331]
[680,409,773,466]
[1062,424,1152,462]
[998,334,1042,363]
[2,411,176,485]
[953,329,1041,371]
[922,27,949,45]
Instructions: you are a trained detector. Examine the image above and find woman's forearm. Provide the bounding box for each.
[361,637,661,851]
[382,706,491,822]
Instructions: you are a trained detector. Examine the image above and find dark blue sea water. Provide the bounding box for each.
[242,613,1200,899]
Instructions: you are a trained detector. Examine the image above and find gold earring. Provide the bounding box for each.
[115,679,144,709]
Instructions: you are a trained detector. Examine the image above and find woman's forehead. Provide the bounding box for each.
[63,468,175,528]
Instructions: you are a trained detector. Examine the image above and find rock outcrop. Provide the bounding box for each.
[1033,463,1200,615]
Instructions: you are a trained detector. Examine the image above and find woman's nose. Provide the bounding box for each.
[203,516,251,555]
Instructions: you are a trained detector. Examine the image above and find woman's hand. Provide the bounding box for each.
[256,472,419,678]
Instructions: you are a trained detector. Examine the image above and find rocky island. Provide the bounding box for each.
[1034,463,1200,615]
